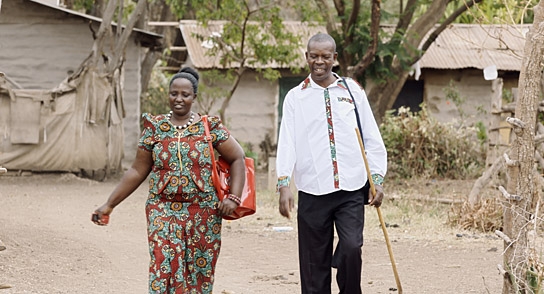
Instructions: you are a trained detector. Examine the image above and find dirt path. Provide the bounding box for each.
[0,173,502,293]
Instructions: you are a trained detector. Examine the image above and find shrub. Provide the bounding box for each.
[380,105,486,179]
[448,198,503,232]
[141,62,172,116]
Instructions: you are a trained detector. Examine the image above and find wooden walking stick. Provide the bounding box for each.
[355,129,402,293]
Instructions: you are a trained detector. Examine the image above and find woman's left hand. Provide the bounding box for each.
[218,198,239,217]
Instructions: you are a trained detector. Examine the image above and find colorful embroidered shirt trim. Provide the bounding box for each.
[337,96,353,104]
[337,77,365,91]
[301,77,311,90]
[337,78,348,90]
[324,88,340,189]
[372,174,384,186]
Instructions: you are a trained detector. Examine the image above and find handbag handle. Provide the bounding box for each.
[202,115,223,197]
[342,77,365,146]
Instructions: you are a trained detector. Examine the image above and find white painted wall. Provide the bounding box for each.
[200,72,278,167]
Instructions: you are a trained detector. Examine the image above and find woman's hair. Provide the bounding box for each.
[169,67,200,93]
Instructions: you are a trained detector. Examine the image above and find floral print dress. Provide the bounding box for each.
[138,113,229,294]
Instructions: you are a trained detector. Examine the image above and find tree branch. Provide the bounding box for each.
[506,117,527,129]
[91,0,118,67]
[504,153,519,167]
[395,0,418,40]
[402,0,449,62]
[496,230,513,245]
[238,1,250,65]
[351,0,380,77]
[333,0,345,19]
[420,0,483,53]
[219,67,245,121]
[345,0,361,46]
[110,0,148,73]
[498,186,522,201]
[315,0,338,33]
[116,0,123,38]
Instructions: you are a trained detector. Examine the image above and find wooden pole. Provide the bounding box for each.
[355,129,402,293]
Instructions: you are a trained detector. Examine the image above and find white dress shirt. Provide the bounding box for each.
[276,74,387,196]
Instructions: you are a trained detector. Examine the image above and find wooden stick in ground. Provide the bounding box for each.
[355,129,403,294]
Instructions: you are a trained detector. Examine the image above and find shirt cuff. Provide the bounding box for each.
[371,174,384,186]
[276,176,291,192]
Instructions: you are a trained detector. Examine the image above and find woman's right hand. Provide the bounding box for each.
[218,198,238,217]
[92,204,113,226]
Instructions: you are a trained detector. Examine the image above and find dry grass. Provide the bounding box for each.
[241,177,495,240]
[448,198,503,232]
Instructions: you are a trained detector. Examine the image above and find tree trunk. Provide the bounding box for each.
[90,0,107,18]
[332,0,480,122]
[502,1,544,293]
[367,67,410,124]
[219,68,245,123]
[350,0,380,77]
[360,0,450,123]
[140,1,176,95]
[108,0,148,73]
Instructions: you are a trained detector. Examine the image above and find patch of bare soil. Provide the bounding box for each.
[0,173,502,293]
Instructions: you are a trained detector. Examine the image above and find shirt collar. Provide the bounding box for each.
[301,73,343,91]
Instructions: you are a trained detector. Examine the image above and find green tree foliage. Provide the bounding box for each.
[299,0,537,123]
[70,0,136,20]
[193,1,301,77]
[164,0,303,121]
[69,0,94,12]
[447,0,537,24]
[73,0,537,124]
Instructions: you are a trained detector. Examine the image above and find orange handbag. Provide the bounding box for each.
[202,116,256,220]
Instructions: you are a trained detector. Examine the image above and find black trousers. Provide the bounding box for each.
[297,186,367,294]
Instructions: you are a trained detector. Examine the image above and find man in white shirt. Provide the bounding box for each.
[276,33,387,294]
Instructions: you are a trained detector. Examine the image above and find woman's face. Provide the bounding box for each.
[169,78,196,116]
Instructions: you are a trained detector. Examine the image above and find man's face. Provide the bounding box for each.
[305,40,337,86]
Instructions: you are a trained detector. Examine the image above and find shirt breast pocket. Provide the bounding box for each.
[337,98,356,121]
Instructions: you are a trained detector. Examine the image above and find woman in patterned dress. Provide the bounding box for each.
[92,67,246,293]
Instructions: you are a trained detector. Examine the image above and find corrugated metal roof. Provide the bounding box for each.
[30,0,163,40]
[179,20,326,69]
[180,20,528,71]
[419,24,528,71]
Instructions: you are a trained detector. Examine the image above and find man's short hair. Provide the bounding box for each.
[307,33,336,52]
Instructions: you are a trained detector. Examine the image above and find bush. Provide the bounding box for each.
[380,105,486,179]
[448,198,503,233]
[141,62,171,117]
